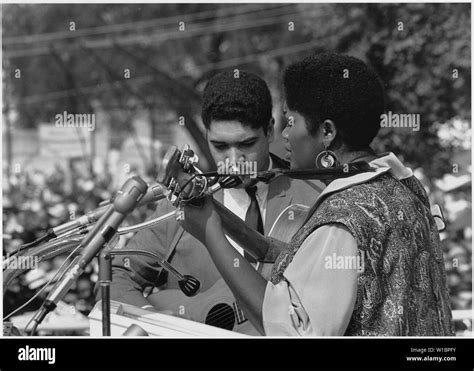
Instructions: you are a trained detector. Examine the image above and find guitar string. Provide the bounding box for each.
[174,301,245,328]
[208,317,235,327]
[206,308,237,324]
[182,303,237,324]
[205,303,246,325]
[205,300,244,320]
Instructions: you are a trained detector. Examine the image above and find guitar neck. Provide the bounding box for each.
[211,199,286,262]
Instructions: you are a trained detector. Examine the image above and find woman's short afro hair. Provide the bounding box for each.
[283,53,385,149]
[201,70,273,134]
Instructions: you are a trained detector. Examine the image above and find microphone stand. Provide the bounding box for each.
[29,176,148,335]
[99,250,113,336]
[98,247,201,336]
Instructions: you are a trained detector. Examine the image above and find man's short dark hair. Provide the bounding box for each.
[201,70,273,134]
[283,53,385,149]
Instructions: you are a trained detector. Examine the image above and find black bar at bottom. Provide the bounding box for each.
[0,338,473,370]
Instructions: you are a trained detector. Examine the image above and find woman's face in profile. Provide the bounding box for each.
[282,106,323,169]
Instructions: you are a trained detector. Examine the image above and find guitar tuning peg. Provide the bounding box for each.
[172,182,181,197]
[176,208,185,221]
[182,150,198,170]
[173,192,185,208]
[167,178,177,200]
[189,154,199,164]
[168,177,176,188]
[170,195,179,207]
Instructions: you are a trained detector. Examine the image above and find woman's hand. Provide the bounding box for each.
[178,196,223,245]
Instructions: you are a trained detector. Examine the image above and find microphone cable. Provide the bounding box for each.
[4,242,83,334]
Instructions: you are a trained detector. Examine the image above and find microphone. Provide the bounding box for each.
[51,205,109,237]
[14,205,110,253]
[34,182,167,244]
[99,183,168,207]
[32,176,148,327]
[122,324,149,336]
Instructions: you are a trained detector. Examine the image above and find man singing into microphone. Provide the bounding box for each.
[101,70,323,334]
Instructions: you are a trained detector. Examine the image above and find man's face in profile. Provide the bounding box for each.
[207,120,274,180]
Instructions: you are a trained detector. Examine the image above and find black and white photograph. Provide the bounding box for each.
[1,1,472,367]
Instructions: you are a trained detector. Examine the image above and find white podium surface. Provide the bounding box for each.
[89,300,248,337]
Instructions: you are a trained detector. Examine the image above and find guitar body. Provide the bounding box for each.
[147,203,309,335]
[148,279,261,335]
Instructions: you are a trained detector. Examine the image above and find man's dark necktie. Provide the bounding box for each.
[244,186,264,263]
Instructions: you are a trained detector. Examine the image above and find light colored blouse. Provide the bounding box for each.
[262,153,414,336]
[263,224,358,335]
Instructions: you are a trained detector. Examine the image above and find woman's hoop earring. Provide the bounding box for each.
[315,147,339,169]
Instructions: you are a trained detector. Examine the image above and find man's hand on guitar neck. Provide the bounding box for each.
[178,195,267,335]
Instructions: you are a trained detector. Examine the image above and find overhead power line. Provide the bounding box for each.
[5,9,304,59]
[14,40,319,106]
[3,4,295,46]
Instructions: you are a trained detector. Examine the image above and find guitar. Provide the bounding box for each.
[149,148,309,334]
[148,203,309,335]
[148,278,260,335]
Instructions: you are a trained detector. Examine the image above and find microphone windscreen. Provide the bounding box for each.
[122,324,149,337]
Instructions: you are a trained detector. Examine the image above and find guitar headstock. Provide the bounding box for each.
[157,145,206,206]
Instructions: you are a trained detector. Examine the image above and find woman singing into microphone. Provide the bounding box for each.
[180,53,454,336]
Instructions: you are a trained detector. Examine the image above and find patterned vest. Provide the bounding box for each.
[270,172,454,336]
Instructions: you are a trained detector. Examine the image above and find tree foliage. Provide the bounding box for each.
[3,3,470,179]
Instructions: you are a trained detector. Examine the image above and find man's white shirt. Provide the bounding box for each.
[222,157,272,256]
